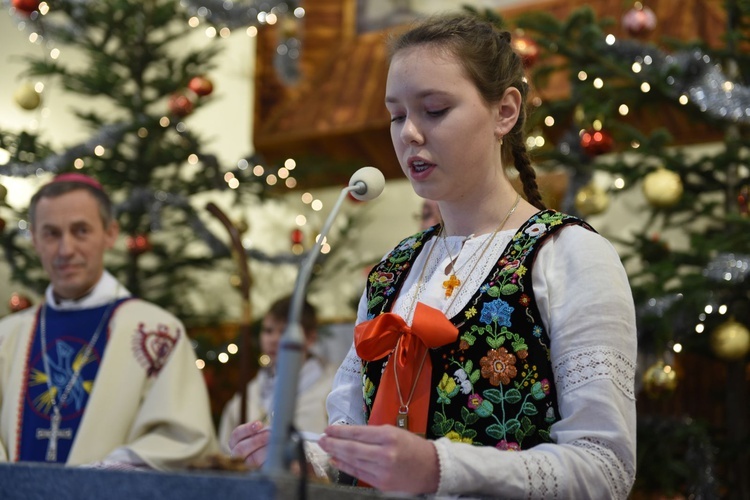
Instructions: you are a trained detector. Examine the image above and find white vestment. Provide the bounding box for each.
[0,272,218,471]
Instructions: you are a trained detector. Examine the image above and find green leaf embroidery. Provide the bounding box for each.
[504,388,522,404]
[483,388,503,404]
[486,423,506,439]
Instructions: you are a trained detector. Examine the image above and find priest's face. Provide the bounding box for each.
[32,189,119,300]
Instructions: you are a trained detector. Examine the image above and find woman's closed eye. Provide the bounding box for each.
[426,108,448,118]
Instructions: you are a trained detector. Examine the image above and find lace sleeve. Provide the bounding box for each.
[325,292,368,426]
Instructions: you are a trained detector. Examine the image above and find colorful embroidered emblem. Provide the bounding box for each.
[133,323,180,377]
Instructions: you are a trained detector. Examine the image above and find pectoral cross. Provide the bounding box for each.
[442,274,461,298]
[36,407,73,462]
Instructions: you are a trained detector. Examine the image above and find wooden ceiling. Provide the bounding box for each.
[252,0,729,188]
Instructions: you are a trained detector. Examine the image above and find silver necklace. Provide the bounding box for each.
[36,297,118,461]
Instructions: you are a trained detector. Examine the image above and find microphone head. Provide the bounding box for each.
[348,166,385,202]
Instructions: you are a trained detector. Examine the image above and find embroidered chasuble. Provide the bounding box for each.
[20,300,128,463]
[0,271,218,470]
[359,211,596,450]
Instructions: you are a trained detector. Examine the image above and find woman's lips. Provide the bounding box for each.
[408,158,436,179]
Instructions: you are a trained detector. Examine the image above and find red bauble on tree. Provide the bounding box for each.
[188,76,214,97]
[290,228,304,245]
[511,35,540,68]
[580,128,614,156]
[168,93,194,117]
[127,234,152,255]
[621,3,657,37]
[738,184,749,217]
[12,0,41,16]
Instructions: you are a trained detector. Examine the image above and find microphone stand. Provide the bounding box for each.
[262,183,364,475]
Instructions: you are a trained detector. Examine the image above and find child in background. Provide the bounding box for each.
[218,295,336,453]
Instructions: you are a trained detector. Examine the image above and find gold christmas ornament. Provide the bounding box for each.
[574,182,610,216]
[642,359,678,399]
[642,168,683,208]
[229,274,242,289]
[13,82,41,110]
[233,217,249,235]
[710,318,750,361]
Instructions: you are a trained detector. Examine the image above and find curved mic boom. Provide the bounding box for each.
[263,166,385,475]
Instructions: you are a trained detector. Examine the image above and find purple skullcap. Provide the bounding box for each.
[51,172,103,191]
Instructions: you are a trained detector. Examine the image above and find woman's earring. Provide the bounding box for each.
[497,135,504,146]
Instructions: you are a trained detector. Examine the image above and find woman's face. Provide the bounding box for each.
[385,45,502,203]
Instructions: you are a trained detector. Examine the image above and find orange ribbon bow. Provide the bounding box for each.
[354,302,458,435]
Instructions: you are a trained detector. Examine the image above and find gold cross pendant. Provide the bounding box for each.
[442,274,461,298]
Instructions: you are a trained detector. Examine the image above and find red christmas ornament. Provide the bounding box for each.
[290,228,304,245]
[127,234,152,255]
[580,128,614,156]
[188,76,214,97]
[738,184,749,217]
[12,0,41,16]
[621,4,657,37]
[168,93,194,117]
[9,292,33,313]
[511,35,540,68]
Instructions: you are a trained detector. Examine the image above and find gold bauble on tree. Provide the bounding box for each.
[574,182,610,217]
[642,168,683,208]
[13,82,41,110]
[642,359,678,399]
[710,318,750,361]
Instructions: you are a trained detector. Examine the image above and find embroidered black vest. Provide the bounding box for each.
[362,210,596,449]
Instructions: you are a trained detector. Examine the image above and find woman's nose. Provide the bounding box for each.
[400,117,424,145]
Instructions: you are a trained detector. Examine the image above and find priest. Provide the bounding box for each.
[0,173,218,470]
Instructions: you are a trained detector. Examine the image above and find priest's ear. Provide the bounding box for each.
[104,219,119,250]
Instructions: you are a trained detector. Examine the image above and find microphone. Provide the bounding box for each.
[348,166,386,201]
[263,167,385,476]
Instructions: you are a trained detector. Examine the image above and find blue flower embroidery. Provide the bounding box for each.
[479,299,514,327]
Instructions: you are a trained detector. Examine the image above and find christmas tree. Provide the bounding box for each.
[468,1,749,497]
[0,0,309,325]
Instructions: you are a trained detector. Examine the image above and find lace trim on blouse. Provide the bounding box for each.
[520,452,559,499]
[519,437,634,500]
[393,232,515,323]
[570,437,636,500]
[338,344,362,377]
[553,346,636,400]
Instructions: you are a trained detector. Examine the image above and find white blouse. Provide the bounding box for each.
[326,224,637,499]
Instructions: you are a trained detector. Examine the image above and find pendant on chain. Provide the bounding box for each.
[396,406,409,429]
[442,274,460,298]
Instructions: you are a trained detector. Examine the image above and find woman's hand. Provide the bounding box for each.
[319,424,440,494]
[229,421,270,468]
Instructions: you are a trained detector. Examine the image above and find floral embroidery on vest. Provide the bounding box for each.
[362,211,595,450]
